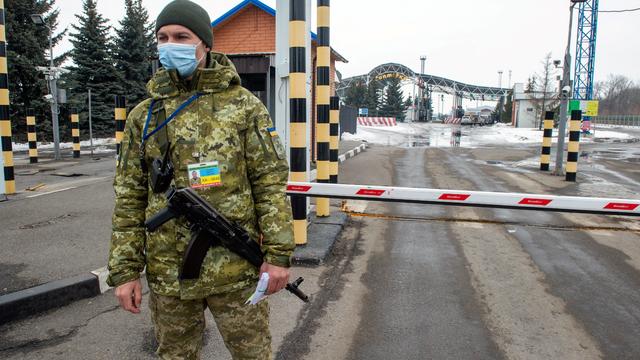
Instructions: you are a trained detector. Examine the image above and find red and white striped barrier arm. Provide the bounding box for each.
[357,117,398,127]
[286,182,640,216]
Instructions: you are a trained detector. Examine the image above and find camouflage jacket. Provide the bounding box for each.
[107,52,294,299]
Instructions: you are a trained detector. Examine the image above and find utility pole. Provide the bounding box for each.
[555,1,581,176]
[419,56,426,121]
[508,70,512,89]
[88,88,93,156]
[498,70,503,88]
[31,14,61,160]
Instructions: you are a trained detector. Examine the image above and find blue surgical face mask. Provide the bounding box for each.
[158,41,205,78]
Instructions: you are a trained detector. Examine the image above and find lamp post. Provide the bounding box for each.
[419,56,426,121]
[30,14,61,160]
[554,0,585,175]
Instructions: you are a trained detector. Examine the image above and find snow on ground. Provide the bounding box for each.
[342,122,635,148]
[12,138,117,152]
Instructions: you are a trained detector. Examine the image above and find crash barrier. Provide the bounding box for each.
[566,110,581,182]
[540,111,554,171]
[27,108,38,163]
[444,118,461,125]
[289,0,308,245]
[70,108,80,158]
[286,182,640,217]
[592,115,640,127]
[315,0,331,217]
[357,117,397,127]
[114,95,126,156]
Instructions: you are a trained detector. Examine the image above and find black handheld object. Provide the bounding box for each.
[145,187,309,303]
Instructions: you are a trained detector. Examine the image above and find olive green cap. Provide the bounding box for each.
[155,0,213,48]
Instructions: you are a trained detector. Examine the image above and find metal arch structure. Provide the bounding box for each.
[573,0,599,100]
[336,62,511,101]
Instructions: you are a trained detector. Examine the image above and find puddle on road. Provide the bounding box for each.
[403,127,463,148]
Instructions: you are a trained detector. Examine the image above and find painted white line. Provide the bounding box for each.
[27,187,77,198]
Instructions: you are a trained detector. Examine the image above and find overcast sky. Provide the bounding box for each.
[54,0,640,91]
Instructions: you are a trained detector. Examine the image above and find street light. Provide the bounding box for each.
[31,13,61,160]
[554,0,583,175]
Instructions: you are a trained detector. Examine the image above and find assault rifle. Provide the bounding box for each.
[145,187,309,303]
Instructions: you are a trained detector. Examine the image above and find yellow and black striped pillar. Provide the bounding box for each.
[566,110,582,182]
[315,0,330,217]
[0,0,15,194]
[70,108,80,158]
[115,95,126,156]
[290,0,307,245]
[27,108,38,163]
[540,110,553,171]
[329,95,339,183]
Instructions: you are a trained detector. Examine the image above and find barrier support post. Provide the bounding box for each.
[0,0,15,194]
[329,96,340,183]
[71,108,80,158]
[289,0,308,245]
[540,111,554,171]
[27,108,38,163]
[566,110,582,182]
[115,95,126,156]
[315,0,331,217]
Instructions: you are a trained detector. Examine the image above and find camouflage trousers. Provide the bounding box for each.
[149,285,271,360]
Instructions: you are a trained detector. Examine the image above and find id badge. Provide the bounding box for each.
[187,161,222,189]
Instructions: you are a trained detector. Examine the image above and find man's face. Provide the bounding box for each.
[157,24,210,68]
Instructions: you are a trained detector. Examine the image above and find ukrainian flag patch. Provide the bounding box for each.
[267,127,278,137]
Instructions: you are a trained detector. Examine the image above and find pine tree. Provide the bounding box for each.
[114,0,155,106]
[344,80,367,110]
[380,77,405,121]
[65,0,122,138]
[404,96,412,108]
[6,0,67,141]
[364,80,381,117]
[501,95,513,123]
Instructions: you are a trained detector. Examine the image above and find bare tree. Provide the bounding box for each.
[533,53,558,129]
[596,74,640,115]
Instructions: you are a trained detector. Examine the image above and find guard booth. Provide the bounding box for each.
[211,0,347,137]
[227,54,276,121]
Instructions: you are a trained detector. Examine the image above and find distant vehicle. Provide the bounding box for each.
[461,115,472,125]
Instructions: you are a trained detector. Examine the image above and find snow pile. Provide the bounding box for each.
[12,138,117,151]
[342,122,634,148]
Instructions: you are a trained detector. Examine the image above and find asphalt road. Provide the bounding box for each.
[1,126,639,359]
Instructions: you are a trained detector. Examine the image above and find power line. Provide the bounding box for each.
[599,7,640,13]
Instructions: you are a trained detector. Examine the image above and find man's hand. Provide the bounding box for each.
[115,279,143,314]
[260,263,290,295]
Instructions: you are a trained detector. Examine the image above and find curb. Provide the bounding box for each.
[310,142,367,181]
[0,272,102,324]
[292,210,349,266]
[0,143,366,324]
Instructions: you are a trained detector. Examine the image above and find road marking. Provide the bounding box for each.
[27,187,77,198]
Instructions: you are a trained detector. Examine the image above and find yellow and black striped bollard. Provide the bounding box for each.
[329,96,339,183]
[115,95,126,156]
[0,0,14,194]
[566,110,581,182]
[71,108,80,158]
[540,111,553,171]
[290,0,307,245]
[315,0,331,217]
[27,108,38,163]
